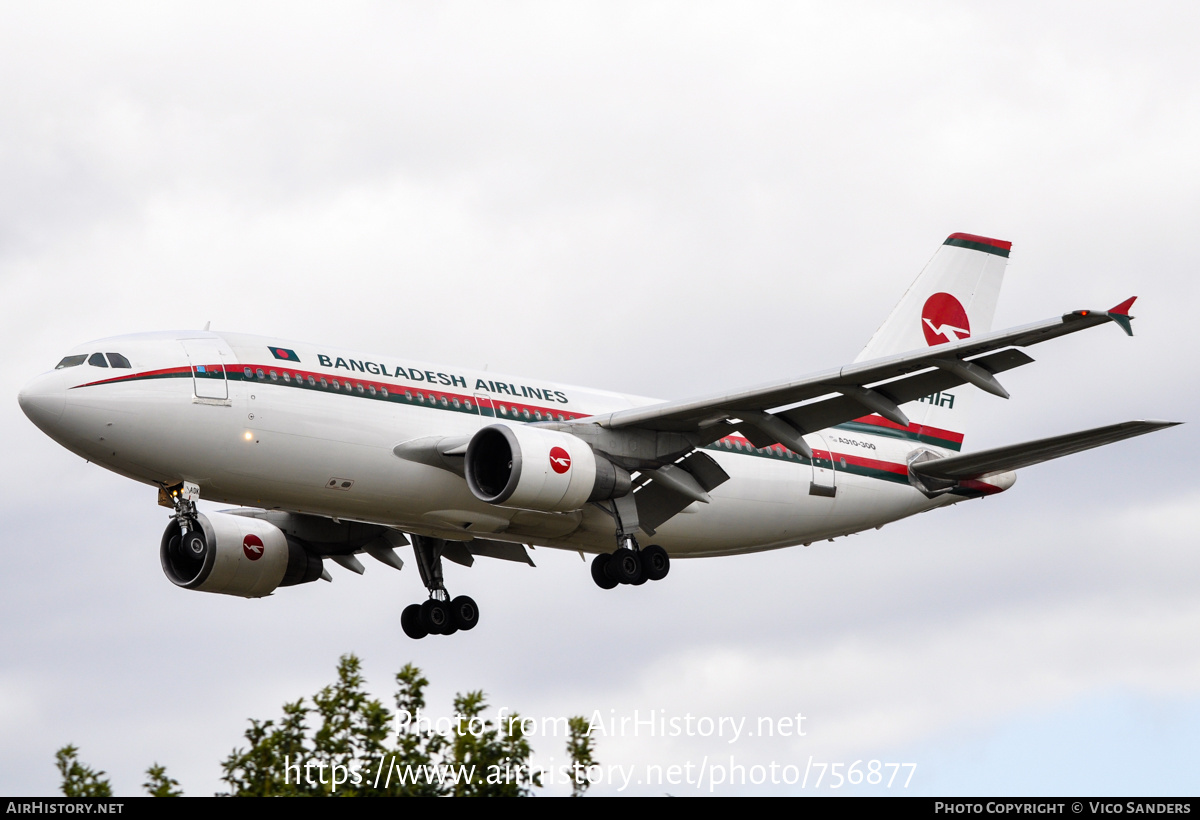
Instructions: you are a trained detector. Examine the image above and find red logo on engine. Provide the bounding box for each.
[549,446,571,474]
[243,534,265,561]
[921,292,971,346]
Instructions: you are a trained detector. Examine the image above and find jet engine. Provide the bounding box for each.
[465,424,631,512]
[160,511,324,598]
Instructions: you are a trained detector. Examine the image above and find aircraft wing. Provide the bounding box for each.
[908,419,1180,482]
[583,299,1139,450]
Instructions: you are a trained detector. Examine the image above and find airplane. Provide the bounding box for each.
[17,233,1179,639]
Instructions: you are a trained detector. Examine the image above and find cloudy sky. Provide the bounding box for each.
[1,1,1197,796]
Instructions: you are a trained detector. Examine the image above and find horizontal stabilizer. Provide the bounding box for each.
[911,420,1180,481]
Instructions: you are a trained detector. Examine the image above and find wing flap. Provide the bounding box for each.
[468,539,537,566]
[910,420,1179,481]
[635,451,730,535]
[775,348,1034,437]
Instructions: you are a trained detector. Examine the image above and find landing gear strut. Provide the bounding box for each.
[401,535,479,639]
[167,480,201,534]
[590,497,670,589]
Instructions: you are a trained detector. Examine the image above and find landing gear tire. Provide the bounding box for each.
[401,604,428,639]
[609,548,643,585]
[450,595,480,631]
[420,599,452,635]
[590,554,619,590]
[641,544,670,581]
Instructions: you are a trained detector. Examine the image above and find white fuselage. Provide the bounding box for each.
[19,331,1005,558]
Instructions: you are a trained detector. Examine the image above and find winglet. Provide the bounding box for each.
[1107,296,1137,336]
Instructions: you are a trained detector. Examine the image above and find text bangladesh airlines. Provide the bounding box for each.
[18,233,1178,638]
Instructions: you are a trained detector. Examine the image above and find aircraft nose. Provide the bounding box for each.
[18,371,66,432]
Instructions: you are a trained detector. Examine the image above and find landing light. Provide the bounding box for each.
[243,431,253,441]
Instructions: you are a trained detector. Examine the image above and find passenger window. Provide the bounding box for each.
[87,352,108,368]
[105,353,132,368]
[243,367,253,378]
[55,355,87,369]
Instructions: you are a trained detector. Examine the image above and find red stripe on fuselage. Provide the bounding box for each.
[849,414,964,445]
[71,366,194,389]
[74,364,985,490]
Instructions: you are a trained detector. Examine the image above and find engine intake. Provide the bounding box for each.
[160,511,323,598]
[465,424,630,512]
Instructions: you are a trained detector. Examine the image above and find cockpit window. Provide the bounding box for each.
[87,352,109,368]
[55,354,87,369]
[106,353,132,368]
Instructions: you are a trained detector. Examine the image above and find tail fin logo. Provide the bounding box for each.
[921,293,971,346]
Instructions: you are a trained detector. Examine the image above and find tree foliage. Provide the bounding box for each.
[55,745,112,797]
[142,763,183,797]
[220,653,594,796]
[566,716,597,797]
[59,654,597,797]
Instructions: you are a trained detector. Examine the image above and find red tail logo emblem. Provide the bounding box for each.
[549,447,571,474]
[921,293,971,345]
[242,534,265,561]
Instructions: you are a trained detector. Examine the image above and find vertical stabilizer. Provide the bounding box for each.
[854,233,1012,450]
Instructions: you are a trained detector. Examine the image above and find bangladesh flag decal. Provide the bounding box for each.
[269,347,300,362]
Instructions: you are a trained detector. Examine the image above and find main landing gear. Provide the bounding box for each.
[590,539,671,589]
[590,496,670,589]
[401,535,479,640]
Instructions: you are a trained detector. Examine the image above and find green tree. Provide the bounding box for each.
[309,654,392,796]
[63,654,599,797]
[381,663,446,796]
[447,691,540,797]
[221,698,314,796]
[143,763,183,797]
[55,745,112,797]
[566,716,597,797]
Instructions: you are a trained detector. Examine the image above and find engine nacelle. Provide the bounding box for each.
[465,424,631,512]
[160,511,324,598]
